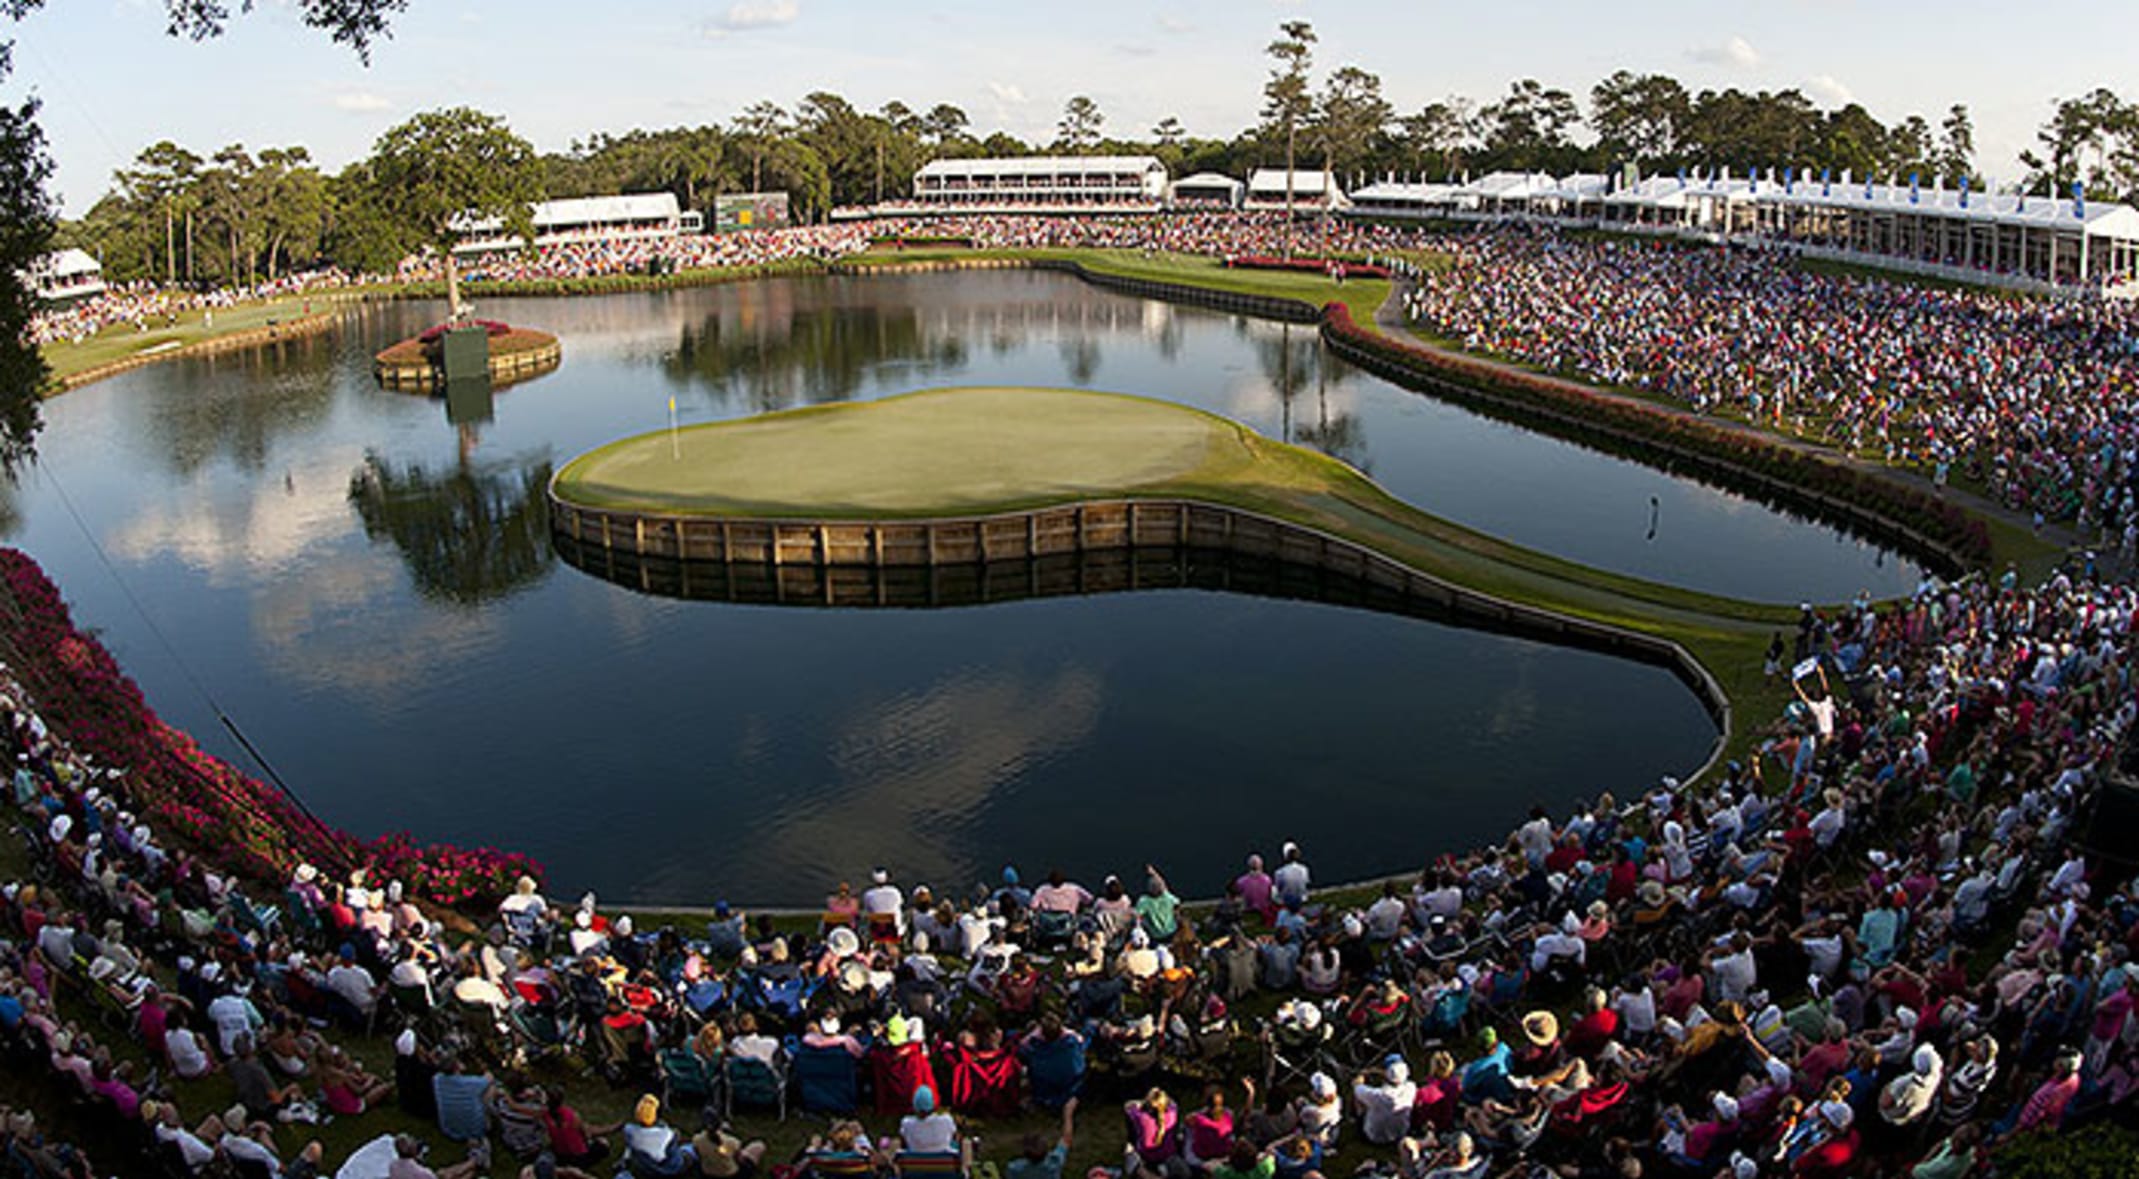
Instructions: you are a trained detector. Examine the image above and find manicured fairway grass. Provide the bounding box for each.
[556,387,1229,517]
[39,296,320,383]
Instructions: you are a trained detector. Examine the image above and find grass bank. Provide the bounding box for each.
[39,297,328,385]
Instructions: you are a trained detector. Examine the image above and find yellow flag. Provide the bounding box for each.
[668,397,676,414]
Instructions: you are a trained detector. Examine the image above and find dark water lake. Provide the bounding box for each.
[8,270,1910,903]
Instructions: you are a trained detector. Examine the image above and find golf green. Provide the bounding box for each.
[552,387,1266,518]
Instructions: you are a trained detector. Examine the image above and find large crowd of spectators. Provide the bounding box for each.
[25,271,357,347]
[1401,230,2139,540]
[14,209,2139,1179]
[5,549,2139,1179]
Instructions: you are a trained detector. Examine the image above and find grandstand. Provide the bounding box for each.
[1168,172,1245,210]
[899,155,1170,214]
[1347,179,1467,220]
[24,248,105,302]
[1342,167,2139,292]
[452,192,704,256]
[1244,168,1350,212]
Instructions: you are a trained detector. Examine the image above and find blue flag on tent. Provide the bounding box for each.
[1865,174,1875,200]
[1821,167,1831,197]
[1958,176,1969,208]
[2074,181,2086,219]
[1909,173,1920,204]
[1784,165,1794,193]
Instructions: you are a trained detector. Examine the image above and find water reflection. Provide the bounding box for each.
[140,335,340,476]
[662,293,967,411]
[551,539,1722,718]
[8,269,1913,900]
[347,454,555,607]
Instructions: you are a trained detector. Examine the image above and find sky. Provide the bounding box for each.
[6,0,2136,216]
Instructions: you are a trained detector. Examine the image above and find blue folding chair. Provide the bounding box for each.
[792,1043,862,1115]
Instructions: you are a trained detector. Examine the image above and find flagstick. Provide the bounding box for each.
[669,396,680,460]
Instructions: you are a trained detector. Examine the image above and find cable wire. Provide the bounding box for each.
[32,456,349,863]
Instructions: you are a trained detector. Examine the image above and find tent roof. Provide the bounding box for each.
[916,155,1165,178]
[455,192,681,235]
[1349,181,1464,202]
[33,248,100,277]
[1246,168,1342,195]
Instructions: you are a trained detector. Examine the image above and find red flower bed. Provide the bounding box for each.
[0,550,542,909]
[1316,303,1992,568]
[416,319,512,344]
[1225,255,1391,279]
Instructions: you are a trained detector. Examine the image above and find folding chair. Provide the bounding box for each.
[1021,1032,1087,1111]
[802,1152,877,1179]
[1411,988,1471,1051]
[660,1047,721,1116]
[793,1043,862,1115]
[946,1044,1022,1118]
[870,1040,935,1116]
[892,1151,966,1179]
[725,1050,789,1121]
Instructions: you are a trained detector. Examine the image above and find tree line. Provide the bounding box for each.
[64,60,2139,288]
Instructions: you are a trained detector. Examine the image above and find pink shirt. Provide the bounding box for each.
[2018,1073,2079,1132]
[1185,1109,1233,1161]
[1031,883,1092,914]
[1235,872,1275,921]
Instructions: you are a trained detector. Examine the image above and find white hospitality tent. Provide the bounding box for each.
[1347,179,1469,220]
[1757,178,2139,287]
[1244,168,1350,212]
[1168,172,1245,209]
[453,193,701,255]
[907,155,1170,210]
[1457,172,1560,219]
[26,248,104,301]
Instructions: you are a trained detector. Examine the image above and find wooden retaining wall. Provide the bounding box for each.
[373,338,563,391]
[547,494,1732,741]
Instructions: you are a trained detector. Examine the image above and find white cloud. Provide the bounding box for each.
[1688,35,1761,69]
[705,0,798,36]
[985,81,1029,106]
[330,91,391,114]
[1808,74,1855,106]
[1157,15,1195,34]
[1115,42,1156,58]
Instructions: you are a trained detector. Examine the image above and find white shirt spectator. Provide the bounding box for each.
[166,1026,212,1079]
[1710,948,1758,1004]
[325,962,378,1016]
[155,1123,215,1172]
[206,992,263,1056]
[1353,1070,1417,1145]
[731,1032,781,1066]
[1365,895,1407,941]
[1615,987,1657,1039]
[1532,929,1587,972]
[901,1111,959,1153]
[1274,860,1311,908]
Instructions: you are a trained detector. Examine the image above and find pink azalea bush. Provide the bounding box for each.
[0,550,542,909]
